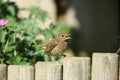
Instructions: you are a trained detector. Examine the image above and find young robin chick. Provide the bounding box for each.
[42,33,71,57]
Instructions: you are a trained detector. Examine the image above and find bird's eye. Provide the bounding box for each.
[62,35,64,37]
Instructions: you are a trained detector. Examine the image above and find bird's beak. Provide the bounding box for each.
[66,34,71,39]
[67,36,71,39]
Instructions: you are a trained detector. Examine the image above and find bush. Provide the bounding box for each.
[0,0,71,65]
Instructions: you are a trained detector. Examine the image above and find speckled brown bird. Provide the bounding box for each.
[42,33,71,56]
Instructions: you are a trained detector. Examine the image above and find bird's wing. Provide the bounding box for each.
[51,42,68,56]
[45,39,58,53]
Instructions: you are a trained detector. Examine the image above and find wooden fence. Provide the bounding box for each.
[0,52,119,80]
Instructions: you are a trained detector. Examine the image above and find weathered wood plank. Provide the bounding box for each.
[63,57,90,80]
[8,65,34,80]
[35,62,62,80]
[0,64,7,80]
[92,53,118,80]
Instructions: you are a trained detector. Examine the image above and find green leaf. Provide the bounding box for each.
[44,54,51,61]
[9,32,16,43]
[43,29,54,42]
[29,7,50,23]
[6,2,18,17]
[15,55,22,62]
[0,29,6,43]
[19,61,30,65]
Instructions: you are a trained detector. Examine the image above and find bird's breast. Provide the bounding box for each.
[50,42,68,56]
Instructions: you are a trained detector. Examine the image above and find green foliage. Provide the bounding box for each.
[0,1,18,19]
[28,6,50,23]
[0,0,71,65]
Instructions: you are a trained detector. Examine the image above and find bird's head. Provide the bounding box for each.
[57,33,71,42]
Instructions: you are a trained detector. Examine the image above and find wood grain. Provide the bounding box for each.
[92,53,118,80]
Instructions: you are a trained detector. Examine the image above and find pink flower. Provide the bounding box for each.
[0,19,9,26]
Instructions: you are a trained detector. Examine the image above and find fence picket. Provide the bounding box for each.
[8,65,34,80]
[63,57,90,80]
[92,53,118,80]
[0,64,7,80]
[35,62,62,80]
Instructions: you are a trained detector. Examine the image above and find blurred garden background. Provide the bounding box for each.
[0,0,119,65]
